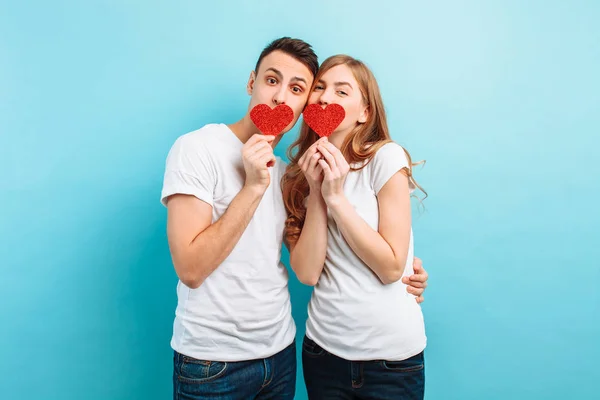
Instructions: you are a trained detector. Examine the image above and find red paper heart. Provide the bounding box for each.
[250,104,294,136]
[302,104,346,137]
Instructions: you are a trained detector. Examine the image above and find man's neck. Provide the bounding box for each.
[227,115,283,149]
[227,116,255,144]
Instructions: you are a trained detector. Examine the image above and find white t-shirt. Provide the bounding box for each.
[160,123,295,362]
[306,142,427,361]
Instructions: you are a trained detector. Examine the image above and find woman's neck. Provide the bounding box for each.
[327,129,351,149]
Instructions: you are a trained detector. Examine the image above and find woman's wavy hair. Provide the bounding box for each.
[281,55,426,247]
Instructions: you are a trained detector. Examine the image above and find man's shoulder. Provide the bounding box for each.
[176,123,226,146]
[165,124,229,170]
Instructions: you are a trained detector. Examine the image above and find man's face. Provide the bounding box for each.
[247,50,314,135]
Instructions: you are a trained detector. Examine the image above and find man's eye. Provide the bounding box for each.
[292,86,303,93]
[267,78,277,84]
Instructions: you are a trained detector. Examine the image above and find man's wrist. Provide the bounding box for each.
[242,183,267,199]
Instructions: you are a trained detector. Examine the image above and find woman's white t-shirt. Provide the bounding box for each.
[305,142,427,361]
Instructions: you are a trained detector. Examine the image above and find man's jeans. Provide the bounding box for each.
[173,340,296,400]
[302,335,425,400]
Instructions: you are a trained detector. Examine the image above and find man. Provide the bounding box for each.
[161,37,429,399]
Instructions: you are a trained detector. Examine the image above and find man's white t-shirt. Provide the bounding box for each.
[160,123,295,362]
[305,142,427,361]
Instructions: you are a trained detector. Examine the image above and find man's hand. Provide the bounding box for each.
[402,257,429,304]
[242,134,276,192]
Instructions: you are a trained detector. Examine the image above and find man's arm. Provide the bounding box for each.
[403,257,429,303]
[165,134,276,289]
[166,185,266,289]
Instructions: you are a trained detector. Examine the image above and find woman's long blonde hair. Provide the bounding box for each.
[281,55,426,247]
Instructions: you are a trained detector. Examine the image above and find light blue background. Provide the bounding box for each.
[1,1,599,399]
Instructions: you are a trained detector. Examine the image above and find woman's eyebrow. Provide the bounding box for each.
[334,81,353,89]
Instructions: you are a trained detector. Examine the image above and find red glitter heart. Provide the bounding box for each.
[302,104,345,137]
[250,104,294,136]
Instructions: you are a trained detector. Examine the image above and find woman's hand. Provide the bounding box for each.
[299,137,328,195]
[317,141,350,206]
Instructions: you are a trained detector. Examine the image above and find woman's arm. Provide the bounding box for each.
[288,137,330,286]
[318,142,412,284]
[289,191,329,286]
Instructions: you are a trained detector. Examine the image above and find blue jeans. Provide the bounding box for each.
[173,340,296,400]
[302,336,425,400]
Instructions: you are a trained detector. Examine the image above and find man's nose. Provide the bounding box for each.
[273,87,287,105]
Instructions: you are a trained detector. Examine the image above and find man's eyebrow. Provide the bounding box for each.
[264,68,307,85]
[264,67,283,79]
[291,76,308,85]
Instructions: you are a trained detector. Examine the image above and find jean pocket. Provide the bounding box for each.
[178,356,228,384]
[302,336,326,357]
[380,352,424,373]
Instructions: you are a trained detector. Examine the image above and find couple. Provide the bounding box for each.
[161,37,429,400]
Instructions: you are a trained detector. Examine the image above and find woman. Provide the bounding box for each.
[282,55,427,399]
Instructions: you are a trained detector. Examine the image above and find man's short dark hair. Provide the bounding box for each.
[255,37,319,78]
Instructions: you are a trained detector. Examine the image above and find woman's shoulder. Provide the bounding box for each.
[376,141,406,153]
[370,141,409,166]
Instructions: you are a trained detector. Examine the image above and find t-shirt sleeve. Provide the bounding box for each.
[371,142,415,195]
[275,157,288,193]
[160,135,216,207]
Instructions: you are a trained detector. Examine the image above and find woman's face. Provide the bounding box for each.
[308,64,369,136]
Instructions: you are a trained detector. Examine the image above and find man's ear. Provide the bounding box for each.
[358,104,370,124]
[247,71,257,95]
